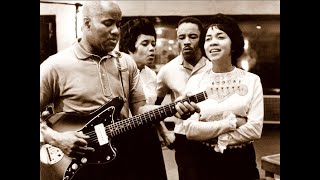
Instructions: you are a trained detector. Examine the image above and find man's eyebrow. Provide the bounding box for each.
[102,18,114,22]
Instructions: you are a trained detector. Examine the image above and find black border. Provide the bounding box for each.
[3,1,39,179]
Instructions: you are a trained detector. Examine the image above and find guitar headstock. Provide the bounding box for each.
[205,84,248,103]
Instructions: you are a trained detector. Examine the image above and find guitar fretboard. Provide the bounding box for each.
[106,91,208,137]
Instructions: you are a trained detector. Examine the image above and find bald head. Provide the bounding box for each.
[82,1,121,19]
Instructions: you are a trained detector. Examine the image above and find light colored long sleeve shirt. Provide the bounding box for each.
[181,67,264,148]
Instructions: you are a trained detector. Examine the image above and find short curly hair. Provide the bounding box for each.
[119,18,156,54]
[205,13,244,65]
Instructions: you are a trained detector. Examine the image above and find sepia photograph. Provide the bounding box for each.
[40,1,280,180]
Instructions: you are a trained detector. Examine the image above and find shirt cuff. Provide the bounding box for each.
[214,133,231,153]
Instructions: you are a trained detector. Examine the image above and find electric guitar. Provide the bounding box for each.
[40,84,247,180]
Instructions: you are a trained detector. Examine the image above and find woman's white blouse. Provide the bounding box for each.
[140,66,157,105]
[182,67,264,150]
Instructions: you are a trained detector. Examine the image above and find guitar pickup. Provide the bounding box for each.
[94,123,109,146]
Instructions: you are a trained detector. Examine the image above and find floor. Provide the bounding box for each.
[161,124,280,180]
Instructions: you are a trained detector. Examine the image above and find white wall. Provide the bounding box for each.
[40,2,80,51]
[40,0,280,52]
[117,0,280,16]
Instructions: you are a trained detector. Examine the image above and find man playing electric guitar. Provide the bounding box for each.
[40,1,200,180]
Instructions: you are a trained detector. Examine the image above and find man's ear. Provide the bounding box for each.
[83,17,91,29]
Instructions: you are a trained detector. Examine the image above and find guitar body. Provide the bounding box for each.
[40,97,124,180]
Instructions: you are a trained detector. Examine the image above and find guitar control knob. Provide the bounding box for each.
[81,157,87,163]
[106,156,110,160]
[71,163,78,170]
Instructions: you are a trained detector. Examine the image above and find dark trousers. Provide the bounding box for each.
[72,126,167,180]
[174,134,260,180]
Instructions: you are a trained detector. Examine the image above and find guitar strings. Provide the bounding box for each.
[83,104,176,143]
[83,92,207,144]
[82,104,175,143]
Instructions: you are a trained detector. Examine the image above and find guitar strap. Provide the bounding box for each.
[115,51,127,103]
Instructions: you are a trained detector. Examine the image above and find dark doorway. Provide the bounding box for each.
[40,15,57,64]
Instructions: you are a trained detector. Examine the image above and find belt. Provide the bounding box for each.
[227,141,252,149]
[201,140,252,150]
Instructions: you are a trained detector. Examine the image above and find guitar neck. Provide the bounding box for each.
[107,91,208,137]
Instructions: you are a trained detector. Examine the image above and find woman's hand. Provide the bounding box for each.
[160,131,176,150]
[235,116,247,128]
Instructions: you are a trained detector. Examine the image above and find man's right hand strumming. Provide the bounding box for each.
[40,110,95,157]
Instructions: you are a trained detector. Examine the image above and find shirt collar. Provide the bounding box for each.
[178,54,210,72]
[73,39,118,60]
[178,54,184,65]
[177,54,192,70]
[195,56,209,69]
